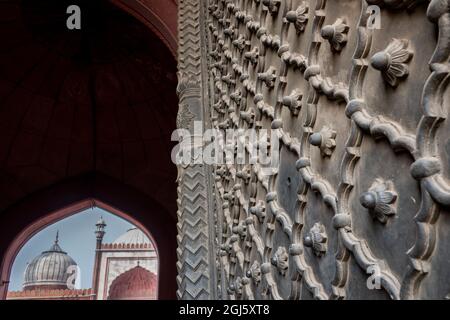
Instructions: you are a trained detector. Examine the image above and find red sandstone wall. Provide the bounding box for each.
[7,288,95,300]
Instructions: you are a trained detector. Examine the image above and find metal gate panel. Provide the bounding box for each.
[195,0,450,300]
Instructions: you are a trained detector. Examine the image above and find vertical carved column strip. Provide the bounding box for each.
[401,0,450,299]
[176,0,216,300]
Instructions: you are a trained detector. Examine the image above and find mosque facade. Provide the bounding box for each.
[6,219,157,300]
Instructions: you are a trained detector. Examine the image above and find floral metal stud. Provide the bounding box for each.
[232,221,247,240]
[246,260,262,284]
[285,2,309,33]
[271,246,289,275]
[370,38,413,87]
[282,90,303,116]
[244,47,259,65]
[262,0,281,15]
[228,277,243,296]
[304,222,327,257]
[232,35,246,51]
[309,126,336,157]
[250,201,266,223]
[360,179,397,224]
[258,66,277,88]
[321,18,349,52]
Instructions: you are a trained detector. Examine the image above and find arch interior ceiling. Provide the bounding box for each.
[0,0,178,215]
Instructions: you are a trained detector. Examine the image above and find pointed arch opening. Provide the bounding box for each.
[1,198,164,300]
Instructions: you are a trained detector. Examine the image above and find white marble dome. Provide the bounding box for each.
[23,234,77,290]
[113,227,152,246]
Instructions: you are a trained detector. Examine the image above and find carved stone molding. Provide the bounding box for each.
[176,0,215,300]
[176,104,196,129]
[400,0,450,299]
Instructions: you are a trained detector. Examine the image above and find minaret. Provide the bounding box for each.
[91,217,106,299]
[94,217,106,248]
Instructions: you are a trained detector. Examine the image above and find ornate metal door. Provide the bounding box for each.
[193,0,450,300]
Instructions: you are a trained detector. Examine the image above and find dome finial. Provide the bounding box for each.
[23,234,77,290]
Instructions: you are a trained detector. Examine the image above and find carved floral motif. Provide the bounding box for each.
[360,179,398,224]
[285,2,309,33]
[309,126,337,157]
[262,0,281,15]
[228,276,243,296]
[232,35,246,51]
[247,260,262,284]
[271,246,289,275]
[236,166,251,183]
[304,223,327,257]
[250,201,266,223]
[244,47,259,65]
[232,221,248,240]
[176,104,195,129]
[321,18,349,52]
[258,66,277,88]
[370,38,413,87]
[282,90,303,116]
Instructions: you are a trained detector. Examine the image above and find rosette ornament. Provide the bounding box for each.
[321,18,349,52]
[360,179,398,224]
[285,2,309,33]
[246,260,261,284]
[244,47,259,65]
[304,222,327,257]
[370,38,413,87]
[271,247,289,275]
[309,126,336,157]
[262,0,281,15]
[257,66,277,88]
[282,90,303,116]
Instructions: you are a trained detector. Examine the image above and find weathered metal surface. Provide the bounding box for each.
[198,0,450,300]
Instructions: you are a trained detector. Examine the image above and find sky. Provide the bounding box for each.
[9,207,135,291]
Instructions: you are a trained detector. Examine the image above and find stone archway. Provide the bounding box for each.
[110,0,178,58]
[0,175,173,299]
[0,0,180,299]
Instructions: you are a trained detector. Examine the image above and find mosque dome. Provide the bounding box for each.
[107,265,157,300]
[113,227,152,247]
[23,232,77,290]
